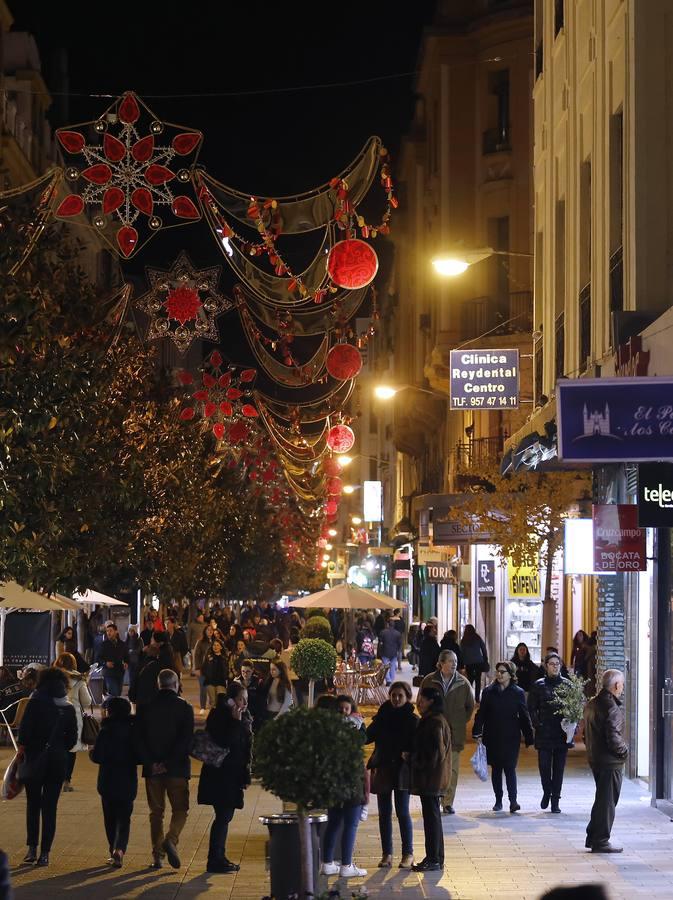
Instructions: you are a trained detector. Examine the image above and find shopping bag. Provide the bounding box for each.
[2,753,23,800]
[470,742,488,782]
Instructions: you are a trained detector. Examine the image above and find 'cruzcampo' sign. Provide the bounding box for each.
[557,377,673,463]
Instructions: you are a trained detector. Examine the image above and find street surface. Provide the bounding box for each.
[2,665,672,899]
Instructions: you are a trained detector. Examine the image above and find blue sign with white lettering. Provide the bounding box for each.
[449,349,519,410]
[557,377,673,462]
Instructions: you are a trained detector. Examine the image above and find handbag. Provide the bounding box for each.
[190,729,230,767]
[412,675,422,687]
[80,707,100,746]
[1,753,23,800]
[470,742,488,782]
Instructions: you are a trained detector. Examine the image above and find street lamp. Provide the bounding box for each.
[432,246,533,277]
[374,383,447,401]
[343,485,357,495]
[336,454,353,466]
[351,516,362,525]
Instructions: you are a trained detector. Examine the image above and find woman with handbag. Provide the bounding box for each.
[202,640,229,709]
[410,686,451,873]
[55,626,90,674]
[197,682,251,873]
[17,666,77,866]
[365,681,418,869]
[54,653,95,792]
[90,697,138,867]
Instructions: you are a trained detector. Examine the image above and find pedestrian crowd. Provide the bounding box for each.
[1,601,628,887]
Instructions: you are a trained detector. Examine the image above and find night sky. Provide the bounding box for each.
[9,1,436,399]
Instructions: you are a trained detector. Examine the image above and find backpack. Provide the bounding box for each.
[361,634,374,656]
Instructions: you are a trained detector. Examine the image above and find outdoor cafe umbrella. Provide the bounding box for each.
[72,589,129,607]
[288,583,403,611]
[0,582,80,667]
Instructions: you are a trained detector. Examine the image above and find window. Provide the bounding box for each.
[579,283,591,366]
[609,111,624,314]
[487,215,510,322]
[554,0,564,36]
[483,70,510,154]
[534,336,544,405]
[535,0,544,78]
[578,159,592,363]
[555,200,566,316]
[555,313,565,380]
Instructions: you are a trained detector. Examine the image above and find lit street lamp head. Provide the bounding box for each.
[374,385,399,400]
[343,485,356,494]
[432,256,469,276]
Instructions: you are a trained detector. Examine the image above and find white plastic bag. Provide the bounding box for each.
[470,742,488,782]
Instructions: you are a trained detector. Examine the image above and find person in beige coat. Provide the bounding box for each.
[421,649,475,814]
[54,653,94,791]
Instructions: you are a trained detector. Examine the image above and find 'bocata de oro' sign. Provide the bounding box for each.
[592,504,646,572]
[449,350,519,410]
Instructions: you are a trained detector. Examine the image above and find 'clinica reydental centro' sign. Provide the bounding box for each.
[449,350,519,410]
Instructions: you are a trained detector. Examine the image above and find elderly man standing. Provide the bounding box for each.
[583,669,628,853]
[421,649,475,814]
[136,669,194,870]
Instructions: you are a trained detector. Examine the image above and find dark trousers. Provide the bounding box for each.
[377,789,413,856]
[465,664,484,702]
[538,746,568,798]
[102,795,134,853]
[25,778,62,852]
[65,752,76,782]
[419,794,444,866]
[491,764,517,802]
[323,804,361,866]
[103,671,123,697]
[586,766,623,848]
[208,803,235,862]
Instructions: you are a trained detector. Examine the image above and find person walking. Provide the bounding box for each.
[17,667,78,866]
[55,626,89,674]
[187,612,205,672]
[510,642,539,693]
[528,652,573,813]
[583,669,628,853]
[421,649,475,815]
[198,682,252,873]
[472,660,534,813]
[365,682,417,869]
[193,624,215,714]
[410,686,451,873]
[460,624,489,703]
[129,632,176,715]
[235,661,264,730]
[135,669,194,869]
[264,661,294,720]
[90,696,138,867]
[53,653,94,792]
[202,640,229,709]
[95,621,129,699]
[125,627,144,699]
[378,618,403,684]
[166,618,189,677]
[418,625,440,679]
[439,630,463,669]
[355,620,376,667]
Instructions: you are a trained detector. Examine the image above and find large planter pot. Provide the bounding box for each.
[260,813,327,899]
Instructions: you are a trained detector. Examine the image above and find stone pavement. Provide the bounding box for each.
[1,665,673,899]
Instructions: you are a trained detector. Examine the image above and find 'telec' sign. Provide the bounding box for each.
[638,462,673,527]
[449,349,519,410]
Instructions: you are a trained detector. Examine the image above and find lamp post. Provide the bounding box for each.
[374,384,448,401]
[432,246,533,276]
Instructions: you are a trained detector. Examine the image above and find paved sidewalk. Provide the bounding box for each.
[1,667,673,899]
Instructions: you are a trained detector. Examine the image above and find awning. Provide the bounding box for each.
[73,589,128,607]
[502,397,558,473]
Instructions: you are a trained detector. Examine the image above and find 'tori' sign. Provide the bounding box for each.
[449,349,519,410]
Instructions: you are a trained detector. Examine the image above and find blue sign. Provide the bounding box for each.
[449,349,519,410]
[557,377,673,462]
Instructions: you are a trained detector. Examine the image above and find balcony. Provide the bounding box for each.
[461,292,532,340]
[482,127,511,155]
[453,436,504,471]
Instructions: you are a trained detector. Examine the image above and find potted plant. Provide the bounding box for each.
[291,638,337,708]
[551,672,588,743]
[302,615,333,644]
[254,706,364,898]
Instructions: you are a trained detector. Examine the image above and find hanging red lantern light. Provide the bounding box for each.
[326,476,343,496]
[325,499,339,516]
[322,457,342,477]
[327,424,355,453]
[327,239,379,290]
[326,343,362,380]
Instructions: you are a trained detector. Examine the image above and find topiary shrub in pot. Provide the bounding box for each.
[305,607,329,620]
[290,638,337,708]
[302,615,333,644]
[254,706,364,898]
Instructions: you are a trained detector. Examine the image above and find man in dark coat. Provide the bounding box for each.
[418,625,440,678]
[95,621,129,698]
[439,630,463,669]
[584,669,628,853]
[166,618,189,675]
[129,633,176,713]
[527,653,572,813]
[135,668,194,870]
[378,619,403,684]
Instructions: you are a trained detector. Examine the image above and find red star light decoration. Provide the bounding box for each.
[136,252,231,353]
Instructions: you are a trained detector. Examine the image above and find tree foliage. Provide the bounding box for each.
[290,639,337,681]
[253,707,364,810]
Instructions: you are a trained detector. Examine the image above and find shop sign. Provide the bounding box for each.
[363,480,382,522]
[432,518,492,545]
[507,561,541,598]
[557,377,673,462]
[638,462,673,527]
[4,611,52,668]
[417,546,451,565]
[425,562,452,584]
[449,349,519,410]
[476,559,496,594]
[592,504,646,572]
[393,548,411,580]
